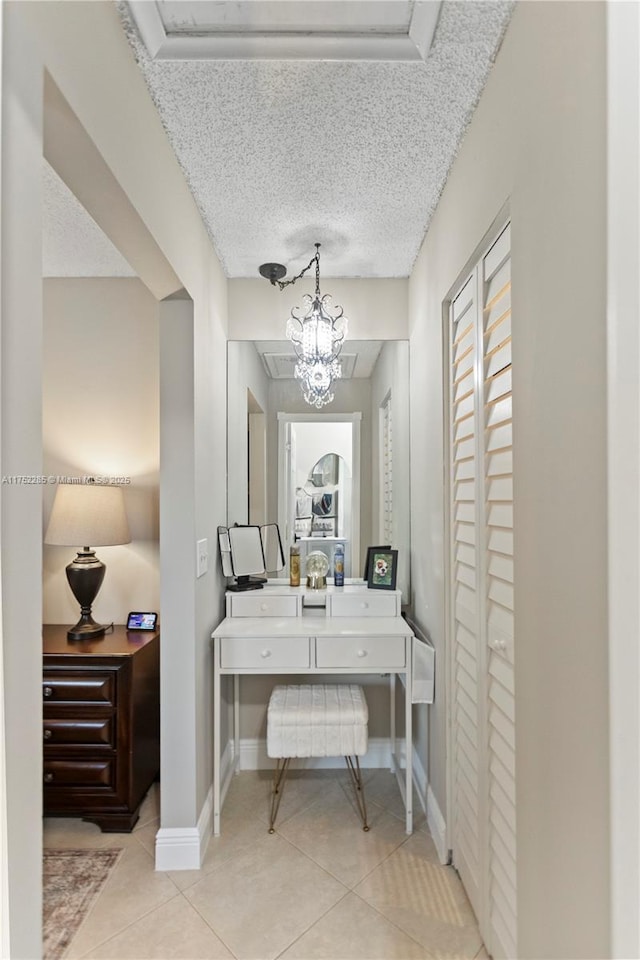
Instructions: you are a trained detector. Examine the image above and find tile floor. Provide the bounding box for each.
[44,769,487,960]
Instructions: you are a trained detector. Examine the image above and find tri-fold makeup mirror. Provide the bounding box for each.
[218,523,285,591]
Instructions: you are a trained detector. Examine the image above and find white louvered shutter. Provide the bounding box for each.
[448,222,516,959]
[381,392,393,544]
[449,272,484,920]
[482,224,516,960]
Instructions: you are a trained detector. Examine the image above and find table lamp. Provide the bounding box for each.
[45,483,131,640]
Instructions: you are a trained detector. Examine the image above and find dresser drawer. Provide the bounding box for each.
[327,592,399,617]
[43,718,114,749]
[42,673,115,705]
[43,759,115,788]
[316,635,406,669]
[228,594,301,617]
[220,636,310,669]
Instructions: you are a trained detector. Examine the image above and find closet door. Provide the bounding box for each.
[482,225,516,960]
[448,222,516,958]
[449,271,485,921]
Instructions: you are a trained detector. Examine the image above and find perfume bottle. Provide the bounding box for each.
[334,543,345,587]
[289,545,300,587]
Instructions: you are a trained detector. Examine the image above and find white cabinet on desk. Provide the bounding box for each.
[212,584,415,838]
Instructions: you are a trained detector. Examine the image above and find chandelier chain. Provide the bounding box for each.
[274,243,321,293]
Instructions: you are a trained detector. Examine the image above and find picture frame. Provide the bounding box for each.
[294,517,312,538]
[312,516,336,536]
[366,549,398,591]
[363,545,391,581]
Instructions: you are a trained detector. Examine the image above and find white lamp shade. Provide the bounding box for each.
[45,484,131,547]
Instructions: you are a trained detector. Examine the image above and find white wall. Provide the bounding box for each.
[42,278,159,624]
[2,4,228,951]
[408,2,607,957]
[607,5,640,956]
[1,8,44,955]
[371,340,410,602]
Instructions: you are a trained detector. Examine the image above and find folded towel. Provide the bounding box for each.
[412,636,435,703]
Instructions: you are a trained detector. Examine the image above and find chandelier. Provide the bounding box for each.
[259,244,348,408]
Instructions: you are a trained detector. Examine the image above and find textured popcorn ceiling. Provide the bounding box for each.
[42,161,136,278]
[119,0,513,279]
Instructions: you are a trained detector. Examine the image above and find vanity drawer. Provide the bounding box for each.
[316,635,406,669]
[227,594,301,618]
[220,636,310,669]
[327,592,400,617]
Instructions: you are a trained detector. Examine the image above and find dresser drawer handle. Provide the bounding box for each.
[357,649,368,658]
[261,649,272,659]
[360,602,369,609]
[44,772,54,783]
[260,603,268,611]
[44,729,52,740]
[43,686,53,699]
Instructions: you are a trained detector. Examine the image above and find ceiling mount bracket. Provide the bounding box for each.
[259,262,287,285]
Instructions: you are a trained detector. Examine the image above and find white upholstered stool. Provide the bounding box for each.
[266,683,370,833]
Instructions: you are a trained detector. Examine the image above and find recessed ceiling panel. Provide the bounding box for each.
[128,0,441,62]
[158,1,414,35]
[119,1,514,277]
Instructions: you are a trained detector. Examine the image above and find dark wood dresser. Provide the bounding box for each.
[43,624,160,832]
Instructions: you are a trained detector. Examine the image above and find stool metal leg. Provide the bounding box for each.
[345,756,370,831]
[268,758,290,833]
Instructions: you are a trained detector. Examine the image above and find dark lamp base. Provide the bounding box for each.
[67,614,108,642]
[65,549,108,642]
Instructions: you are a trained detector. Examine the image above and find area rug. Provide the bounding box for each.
[43,848,123,960]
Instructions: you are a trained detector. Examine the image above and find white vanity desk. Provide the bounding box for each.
[212,584,415,835]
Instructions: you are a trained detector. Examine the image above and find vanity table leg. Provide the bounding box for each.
[213,648,221,836]
[405,639,413,834]
[234,674,240,773]
[389,674,396,773]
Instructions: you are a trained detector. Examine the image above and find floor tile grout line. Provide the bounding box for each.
[70,890,186,960]
[184,893,241,960]
[62,838,183,959]
[271,815,409,892]
[272,886,354,960]
[347,887,450,959]
[182,831,351,960]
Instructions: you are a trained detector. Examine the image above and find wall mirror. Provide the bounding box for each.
[227,339,410,598]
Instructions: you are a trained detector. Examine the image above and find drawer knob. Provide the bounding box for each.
[43,729,52,740]
[357,649,368,658]
[261,649,272,659]
[361,602,369,609]
[44,772,54,783]
[43,686,53,699]
[260,604,268,611]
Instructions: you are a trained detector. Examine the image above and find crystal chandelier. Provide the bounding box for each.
[259,244,348,408]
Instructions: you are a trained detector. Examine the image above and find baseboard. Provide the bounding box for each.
[427,783,449,864]
[155,742,234,871]
[411,743,428,816]
[154,824,201,871]
[237,736,391,770]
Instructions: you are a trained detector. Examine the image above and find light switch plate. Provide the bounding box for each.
[196,538,208,578]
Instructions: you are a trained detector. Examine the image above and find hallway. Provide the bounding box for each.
[45,773,485,960]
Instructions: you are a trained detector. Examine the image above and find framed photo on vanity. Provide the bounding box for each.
[366,549,398,590]
[363,545,391,581]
